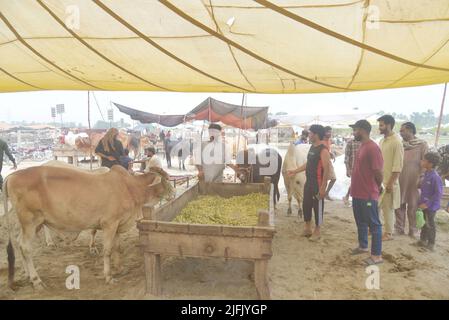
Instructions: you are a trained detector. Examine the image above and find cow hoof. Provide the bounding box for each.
[46,241,56,248]
[32,280,46,291]
[287,208,292,215]
[106,277,118,284]
[89,247,100,256]
[114,267,126,276]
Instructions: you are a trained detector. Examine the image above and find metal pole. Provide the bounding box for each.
[435,83,448,148]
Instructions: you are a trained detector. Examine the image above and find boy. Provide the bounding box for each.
[415,152,443,252]
[119,148,133,171]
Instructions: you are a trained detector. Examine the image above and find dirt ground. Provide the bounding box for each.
[1,196,449,300]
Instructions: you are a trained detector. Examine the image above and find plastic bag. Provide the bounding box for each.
[416,209,425,229]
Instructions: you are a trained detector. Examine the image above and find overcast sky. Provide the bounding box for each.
[0,83,447,126]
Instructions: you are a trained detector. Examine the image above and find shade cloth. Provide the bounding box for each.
[114,97,272,130]
[1,0,449,93]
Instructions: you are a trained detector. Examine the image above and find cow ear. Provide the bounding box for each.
[147,176,162,187]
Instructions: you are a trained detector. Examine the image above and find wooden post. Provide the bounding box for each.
[88,91,93,171]
[263,176,271,194]
[144,252,162,296]
[435,83,448,148]
[254,259,270,299]
[258,210,270,226]
[142,204,156,220]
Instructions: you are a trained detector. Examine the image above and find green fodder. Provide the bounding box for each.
[174,193,269,226]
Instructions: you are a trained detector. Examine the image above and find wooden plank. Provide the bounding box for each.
[188,224,223,235]
[254,259,271,300]
[252,227,276,238]
[137,221,158,232]
[268,184,275,225]
[153,221,190,233]
[199,181,266,198]
[144,253,162,296]
[154,183,198,221]
[142,232,272,260]
[221,225,254,237]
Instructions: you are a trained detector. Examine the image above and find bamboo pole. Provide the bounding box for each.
[435,83,448,148]
[88,91,93,170]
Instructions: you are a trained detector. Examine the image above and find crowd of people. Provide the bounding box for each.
[288,115,443,266]
[0,116,444,267]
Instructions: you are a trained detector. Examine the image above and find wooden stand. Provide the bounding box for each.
[137,181,275,299]
[53,147,87,167]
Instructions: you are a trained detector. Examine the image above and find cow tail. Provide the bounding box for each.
[3,177,15,288]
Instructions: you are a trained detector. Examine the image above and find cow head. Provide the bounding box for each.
[234,149,257,183]
[144,168,174,205]
[234,166,252,183]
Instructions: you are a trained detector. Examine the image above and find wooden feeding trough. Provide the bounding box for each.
[137,177,275,299]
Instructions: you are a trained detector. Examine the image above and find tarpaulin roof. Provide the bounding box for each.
[273,112,377,126]
[114,97,272,130]
[1,1,449,94]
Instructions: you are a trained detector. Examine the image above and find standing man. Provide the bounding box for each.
[396,122,428,238]
[159,130,165,143]
[349,120,384,265]
[323,126,337,200]
[0,138,17,189]
[378,115,404,241]
[343,137,362,206]
[287,125,331,241]
[196,123,233,183]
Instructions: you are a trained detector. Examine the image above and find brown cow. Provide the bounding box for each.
[3,165,173,289]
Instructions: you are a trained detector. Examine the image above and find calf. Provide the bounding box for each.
[234,145,282,207]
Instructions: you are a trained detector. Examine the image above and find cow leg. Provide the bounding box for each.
[296,195,303,218]
[102,224,119,284]
[89,229,99,256]
[287,194,292,215]
[43,226,56,247]
[112,234,123,275]
[18,218,45,290]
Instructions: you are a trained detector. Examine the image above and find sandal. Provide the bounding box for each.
[363,257,383,266]
[382,234,394,241]
[308,234,321,242]
[351,247,369,255]
[302,231,313,238]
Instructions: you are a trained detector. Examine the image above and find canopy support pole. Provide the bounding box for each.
[435,83,448,148]
[88,91,93,170]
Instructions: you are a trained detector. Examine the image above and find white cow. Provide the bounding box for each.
[282,143,311,217]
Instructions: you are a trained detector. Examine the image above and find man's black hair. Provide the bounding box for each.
[377,114,395,129]
[145,146,156,154]
[424,152,440,168]
[402,122,417,135]
[309,124,325,140]
[324,126,332,132]
[124,148,129,155]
